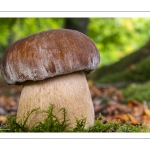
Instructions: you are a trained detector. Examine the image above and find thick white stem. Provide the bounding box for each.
[17,71,94,129]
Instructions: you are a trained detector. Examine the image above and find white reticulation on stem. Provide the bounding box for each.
[17,71,94,129]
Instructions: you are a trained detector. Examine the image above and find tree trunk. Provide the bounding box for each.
[88,40,150,81]
[64,18,89,34]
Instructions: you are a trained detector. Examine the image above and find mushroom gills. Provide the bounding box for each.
[17,71,94,129]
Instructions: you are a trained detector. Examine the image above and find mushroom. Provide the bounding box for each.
[0,29,100,129]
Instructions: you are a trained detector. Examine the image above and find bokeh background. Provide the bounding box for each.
[1,18,150,128]
[1,18,150,66]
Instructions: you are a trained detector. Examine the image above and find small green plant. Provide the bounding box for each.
[0,104,149,132]
[72,118,87,132]
[30,105,70,132]
[88,115,148,132]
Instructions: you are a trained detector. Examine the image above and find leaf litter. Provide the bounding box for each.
[0,79,150,130]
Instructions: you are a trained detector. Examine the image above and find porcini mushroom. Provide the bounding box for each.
[0,29,100,129]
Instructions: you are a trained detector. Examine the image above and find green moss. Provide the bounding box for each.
[88,119,148,132]
[97,55,150,84]
[121,82,150,103]
[0,104,148,132]
[89,41,150,82]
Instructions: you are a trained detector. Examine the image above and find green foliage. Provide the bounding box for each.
[0,18,17,44]
[2,108,40,132]
[72,118,87,132]
[0,18,17,58]
[121,82,150,103]
[0,104,71,132]
[12,18,65,42]
[88,119,147,132]
[1,18,150,66]
[88,18,150,66]
[30,105,70,132]
[0,18,65,59]
[0,104,148,132]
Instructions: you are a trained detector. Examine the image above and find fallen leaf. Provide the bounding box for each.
[94,104,106,114]
[142,116,150,129]
[117,114,129,121]
[128,99,144,116]
[90,86,102,96]
[144,109,150,117]
[127,114,139,125]
[0,116,7,124]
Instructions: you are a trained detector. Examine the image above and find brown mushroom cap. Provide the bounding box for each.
[0,29,100,85]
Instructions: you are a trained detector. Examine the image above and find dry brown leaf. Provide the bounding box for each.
[106,106,116,115]
[133,106,144,117]
[116,91,123,102]
[128,99,142,107]
[108,114,129,124]
[142,116,150,129]
[0,116,7,124]
[128,99,144,116]
[117,114,129,121]
[0,96,6,105]
[127,114,139,125]
[118,104,131,113]
[107,87,116,94]
[144,109,150,117]
[94,104,106,114]
[90,86,102,96]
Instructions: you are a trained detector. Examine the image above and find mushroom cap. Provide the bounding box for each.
[0,29,100,85]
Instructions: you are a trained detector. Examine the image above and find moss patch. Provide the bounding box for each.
[89,41,150,82]
[96,55,150,84]
[0,104,148,132]
[121,82,150,104]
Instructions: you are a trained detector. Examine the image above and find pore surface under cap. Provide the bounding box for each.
[0,29,100,85]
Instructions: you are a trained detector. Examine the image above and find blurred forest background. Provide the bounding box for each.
[1,18,150,66]
[1,18,150,129]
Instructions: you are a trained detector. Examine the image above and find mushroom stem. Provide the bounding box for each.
[17,71,94,129]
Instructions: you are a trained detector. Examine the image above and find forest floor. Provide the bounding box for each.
[1,78,150,131]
